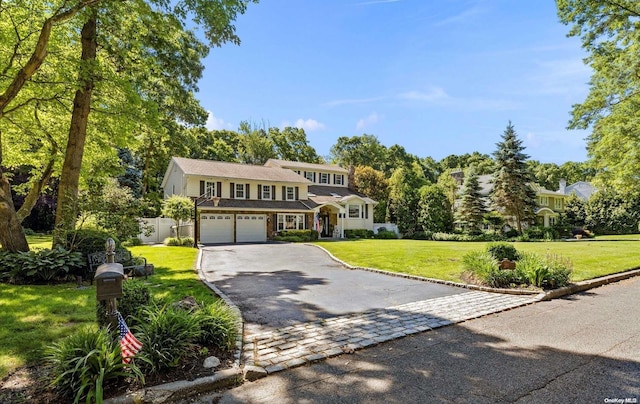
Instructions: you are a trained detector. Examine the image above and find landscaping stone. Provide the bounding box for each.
[243,365,267,381]
[203,356,220,369]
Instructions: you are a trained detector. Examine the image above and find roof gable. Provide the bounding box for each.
[170,157,310,184]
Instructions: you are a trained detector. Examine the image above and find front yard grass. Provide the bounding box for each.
[313,239,640,284]
[0,237,209,380]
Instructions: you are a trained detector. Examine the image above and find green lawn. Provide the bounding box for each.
[0,237,210,379]
[314,238,640,283]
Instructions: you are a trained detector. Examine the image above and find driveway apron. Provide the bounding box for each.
[200,243,466,335]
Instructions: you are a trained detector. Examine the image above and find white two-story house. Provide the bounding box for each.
[161,157,377,244]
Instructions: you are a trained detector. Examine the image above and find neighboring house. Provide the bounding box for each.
[453,173,571,228]
[559,179,597,201]
[161,157,377,244]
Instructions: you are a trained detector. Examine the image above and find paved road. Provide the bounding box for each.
[200,243,466,334]
[204,276,640,403]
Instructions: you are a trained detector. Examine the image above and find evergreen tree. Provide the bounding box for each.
[490,122,537,234]
[456,167,486,234]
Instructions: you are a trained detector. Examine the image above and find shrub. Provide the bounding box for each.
[0,247,84,284]
[46,327,143,404]
[374,230,398,239]
[486,242,519,261]
[123,237,143,247]
[275,230,318,242]
[344,229,374,239]
[163,237,194,246]
[503,229,519,238]
[194,300,239,350]
[66,228,125,279]
[97,280,153,328]
[462,251,498,280]
[517,252,573,289]
[133,303,202,374]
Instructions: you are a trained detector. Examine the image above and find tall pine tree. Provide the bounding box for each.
[456,166,486,234]
[491,122,537,234]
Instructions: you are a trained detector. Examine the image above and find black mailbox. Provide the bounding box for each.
[95,263,124,301]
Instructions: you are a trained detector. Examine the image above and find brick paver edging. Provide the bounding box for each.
[306,243,543,297]
[242,291,539,375]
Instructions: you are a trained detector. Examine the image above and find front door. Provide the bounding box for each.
[321,214,331,237]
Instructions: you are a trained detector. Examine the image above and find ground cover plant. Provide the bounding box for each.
[1,236,237,403]
[314,238,640,283]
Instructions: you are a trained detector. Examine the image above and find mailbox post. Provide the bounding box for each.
[94,238,124,329]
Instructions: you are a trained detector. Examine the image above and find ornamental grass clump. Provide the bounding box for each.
[46,327,143,404]
[194,300,239,350]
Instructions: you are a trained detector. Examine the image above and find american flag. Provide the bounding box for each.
[117,312,142,364]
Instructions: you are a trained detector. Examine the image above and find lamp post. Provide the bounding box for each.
[192,193,215,248]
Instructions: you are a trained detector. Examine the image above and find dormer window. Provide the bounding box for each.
[320,173,329,184]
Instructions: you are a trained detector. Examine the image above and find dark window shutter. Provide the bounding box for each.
[200,181,205,196]
[365,204,369,219]
[230,183,235,199]
[271,185,276,200]
[246,183,250,199]
[333,174,336,184]
[282,186,286,201]
[295,186,299,200]
[216,182,222,197]
[258,184,262,200]
[313,172,316,182]
[303,171,307,179]
[273,214,278,231]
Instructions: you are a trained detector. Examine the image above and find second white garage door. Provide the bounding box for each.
[236,214,266,243]
[200,214,234,244]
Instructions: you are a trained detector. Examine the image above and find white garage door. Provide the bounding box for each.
[200,214,234,244]
[236,214,266,243]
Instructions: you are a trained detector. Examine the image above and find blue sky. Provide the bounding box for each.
[197,0,591,164]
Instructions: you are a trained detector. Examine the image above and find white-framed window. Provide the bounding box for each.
[277,214,306,230]
[261,185,271,200]
[554,198,563,209]
[205,181,216,198]
[550,216,557,225]
[320,173,329,184]
[235,183,245,199]
[335,175,344,185]
[305,171,314,182]
[348,204,361,218]
[286,186,295,200]
[539,196,549,206]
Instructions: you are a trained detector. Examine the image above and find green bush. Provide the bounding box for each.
[274,235,303,242]
[486,242,519,261]
[66,228,125,279]
[97,280,153,328]
[517,252,573,289]
[163,237,194,246]
[344,229,374,239]
[194,300,239,350]
[0,247,84,284]
[462,251,498,280]
[276,230,318,241]
[46,327,143,404]
[122,237,143,247]
[133,303,202,374]
[374,230,398,239]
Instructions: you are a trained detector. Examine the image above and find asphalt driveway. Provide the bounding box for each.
[200,243,466,335]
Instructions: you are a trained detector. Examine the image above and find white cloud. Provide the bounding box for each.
[399,88,449,102]
[289,118,326,132]
[356,112,381,130]
[205,111,232,130]
[323,96,385,108]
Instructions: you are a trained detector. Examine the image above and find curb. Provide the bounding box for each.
[541,267,640,300]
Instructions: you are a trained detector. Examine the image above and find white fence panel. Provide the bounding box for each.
[139,218,192,243]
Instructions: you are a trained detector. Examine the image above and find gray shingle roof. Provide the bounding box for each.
[172,157,310,183]
[265,159,348,174]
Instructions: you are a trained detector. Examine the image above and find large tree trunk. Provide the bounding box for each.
[0,165,30,252]
[53,12,97,247]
